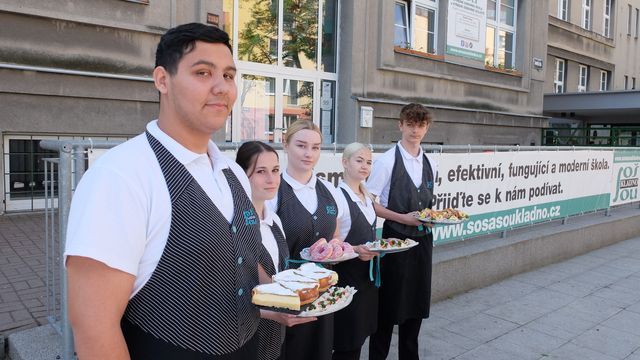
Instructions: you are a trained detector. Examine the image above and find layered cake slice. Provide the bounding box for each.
[251,282,301,311]
[295,263,339,292]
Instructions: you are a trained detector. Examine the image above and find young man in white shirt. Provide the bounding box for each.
[65,23,263,359]
[366,103,437,360]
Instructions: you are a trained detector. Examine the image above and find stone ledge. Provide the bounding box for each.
[7,324,62,360]
[432,205,640,302]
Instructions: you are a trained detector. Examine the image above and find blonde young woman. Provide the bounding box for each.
[236,141,316,360]
[332,143,379,360]
[267,119,347,360]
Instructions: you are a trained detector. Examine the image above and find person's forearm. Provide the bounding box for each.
[373,202,404,223]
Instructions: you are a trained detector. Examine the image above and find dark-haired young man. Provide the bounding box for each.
[65,23,263,359]
[366,103,438,360]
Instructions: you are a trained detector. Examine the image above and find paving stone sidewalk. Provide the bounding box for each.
[360,235,640,359]
[0,214,48,337]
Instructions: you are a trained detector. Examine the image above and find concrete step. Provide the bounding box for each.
[8,325,63,360]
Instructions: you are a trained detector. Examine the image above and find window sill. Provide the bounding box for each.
[484,65,523,77]
[394,46,444,61]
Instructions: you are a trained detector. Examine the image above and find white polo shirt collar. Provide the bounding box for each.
[338,181,367,205]
[261,204,275,227]
[397,142,424,162]
[283,169,317,190]
[147,120,228,172]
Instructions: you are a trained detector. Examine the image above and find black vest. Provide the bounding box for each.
[276,177,338,260]
[385,145,434,238]
[256,221,289,360]
[340,187,376,246]
[122,132,261,356]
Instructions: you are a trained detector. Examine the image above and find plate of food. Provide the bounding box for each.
[252,264,355,317]
[300,238,359,264]
[365,238,419,254]
[415,208,470,224]
[299,286,357,317]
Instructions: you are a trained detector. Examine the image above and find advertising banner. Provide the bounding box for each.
[445,0,487,61]
[94,146,622,245]
[429,151,613,244]
[610,149,640,206]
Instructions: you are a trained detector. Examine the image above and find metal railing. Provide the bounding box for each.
[40,140,124,360]
[38,139,640,359]
[541,126,640,147]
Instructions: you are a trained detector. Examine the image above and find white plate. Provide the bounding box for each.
[365,239,419,254]
[299,248,359,264]
[298,287,357,317]
[416,217,466,224]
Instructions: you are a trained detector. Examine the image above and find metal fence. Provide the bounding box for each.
[38,139,639,359]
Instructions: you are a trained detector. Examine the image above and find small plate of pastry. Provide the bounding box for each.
[415,208,470,224]
[252,263,356,317]
[299,238,359,264]
[365,238,419,254]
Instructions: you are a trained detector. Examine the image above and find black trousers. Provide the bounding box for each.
[121,317,257,360]
[369,318,422,360]
[332,348,362,360]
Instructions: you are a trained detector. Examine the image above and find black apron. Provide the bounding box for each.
[121,132,261,359]
[257,222,289,360]
[276,177,338,360]
[333,187,378,351]
[378,145,434,325]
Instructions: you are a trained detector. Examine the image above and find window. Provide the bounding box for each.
[414,5,437,54]
[578,65,588,92]
[582,0,591,30]
[624,75,629,90]
[600,70,608,91]
[394,1,410,47]
[554,59,566,93]
[633,77,637,90]
[485,0,516,69]
[558,0,569,21]
[226,0,339,143]
[636,9,640,39]
[629,5,633,35]
[603,0,611,37]
[394,0,439,54]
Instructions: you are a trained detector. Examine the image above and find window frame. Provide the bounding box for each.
[578,64,588,92]
[600,70,608,91]
[582,0,591,30]
[229,0,339,143]
[394,0,439,54]
[603,0,611,37]
[485,0,517,69]
[558,0,569,21]
[635,8,640,39]
[412,1,438,54]
[554,59,566,93]
[624,75,629,90]
[628,4,633,35]
[394,0,410,48]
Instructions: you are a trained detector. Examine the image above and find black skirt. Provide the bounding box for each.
[377,225,433,325]
[332,257,378,351]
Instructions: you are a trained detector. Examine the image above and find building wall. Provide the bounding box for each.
[338,0,549,147]
[546,0,640,93]
[613,1,640,89]
[0,0,223,212]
